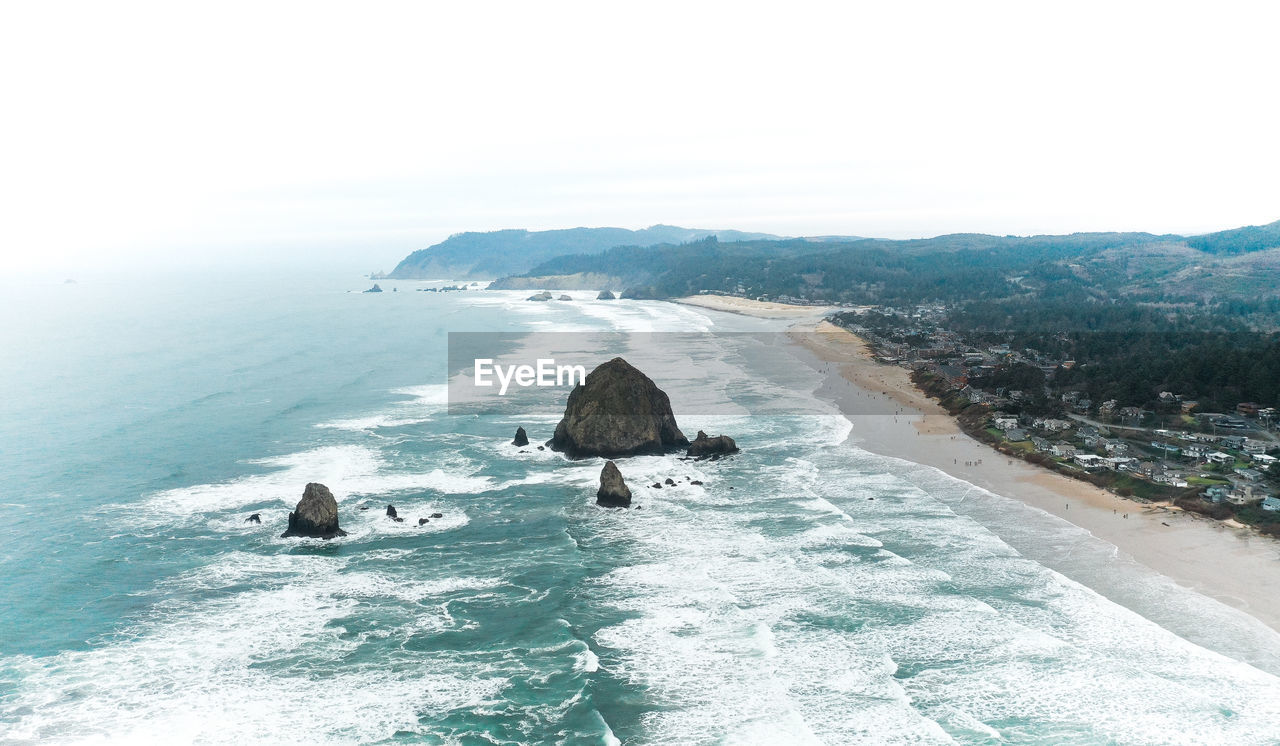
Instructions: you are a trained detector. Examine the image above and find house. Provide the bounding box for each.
[1104,440,1129,455]
[1181,400,1200,414]
[1237,402,1261,417]
[1262,497,1280,512]
[1253,453,1278,467]
[1031,436,1052,452]
[1074,453,1107,471]
[1005,428,1029,442]
[1118,406,1144,421]
[1220,435,1246,450]
[1244,439,1269,454]
[1207,451,1235,465]
[1184,443,1210,459]
[1149,441,1181,457]
[994,417,1019,431]
[1099,399,1118,416]
[937,364,968,387]
[1235,467,1264,482]
[1051,444,1078,458]
[1204,485,1231,503]
[1154,474,1189,488]
[1106,456,1135,470]
[1033,418,1073,432]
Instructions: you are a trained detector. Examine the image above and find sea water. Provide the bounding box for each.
[3,272,1280,744]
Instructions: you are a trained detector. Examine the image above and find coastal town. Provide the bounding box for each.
[828,304,1280,532]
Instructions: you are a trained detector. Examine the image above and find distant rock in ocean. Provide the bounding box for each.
[549,357,688,459]
[512,427,529,446]
[245,513,261,524]
[597,461,632,507]
[558,294,572,301]
[364,283,383,293]
[280,483,347,539]
[527,291,552,301]
[596,290,615,300]
[687,430,740,459]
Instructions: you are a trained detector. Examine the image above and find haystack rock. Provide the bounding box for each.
[549,357,688,459]
[596,290,616,300]
[527,291,553,301]
[512,427,529,446]
[597,461,632,508]
[687,431,740,459]
[280,483,346,539]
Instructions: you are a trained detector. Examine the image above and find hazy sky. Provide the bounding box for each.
[3,1,1279,273]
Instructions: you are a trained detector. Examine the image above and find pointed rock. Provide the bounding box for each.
[597,461,632,507]
[281,483,347,539]
[512,426,529,447]
[596,290,616,300]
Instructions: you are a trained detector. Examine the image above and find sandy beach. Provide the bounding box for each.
[679,297,1280,638]
[672,294,833,318]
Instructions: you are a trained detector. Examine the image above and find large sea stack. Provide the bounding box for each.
[281,483,347,539]
[549,357,688,459]
[596,461,632,508]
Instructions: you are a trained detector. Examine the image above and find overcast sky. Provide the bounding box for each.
[3,1,1279,273]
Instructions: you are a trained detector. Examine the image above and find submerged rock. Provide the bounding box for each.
[512,427,529,447]
[245,513,261,524]
[430,512,443,518]
[596,290,616,300]
[549,357,688,459]
[418,518,429,526]
[664,477,676,486]
[687,431,740,459]
[597,461,632,507]
[281,483,347,539]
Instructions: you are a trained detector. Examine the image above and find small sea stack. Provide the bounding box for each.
[549,357,688,459]
[597,461,632,508]
[280,483,347,539]
[513,427,529,446]
[596,290,616,300]
[687,431,739,459]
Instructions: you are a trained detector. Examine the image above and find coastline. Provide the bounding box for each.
[675,296,1280,637]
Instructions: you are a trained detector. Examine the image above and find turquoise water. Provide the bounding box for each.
[3,273,1280,744]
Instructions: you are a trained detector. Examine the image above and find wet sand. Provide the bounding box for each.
[673,297,1280,636]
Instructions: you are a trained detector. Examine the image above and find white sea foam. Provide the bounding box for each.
[133,445,491,525]
[0,551,513,745]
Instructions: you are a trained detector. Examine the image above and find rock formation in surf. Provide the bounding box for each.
[596,290,616,300]
[527,291,552,301]
[597,461,632,507]
[280,483,347,539]
[549,357,688,459]
[687,430,740,459]
[512,426,529,446]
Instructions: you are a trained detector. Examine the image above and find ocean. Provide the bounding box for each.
[3,273,1280,745]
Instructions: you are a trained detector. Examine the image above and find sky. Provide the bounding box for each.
[2,0,1279,273]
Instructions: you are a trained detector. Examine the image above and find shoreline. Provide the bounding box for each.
[675,296,1280,638]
